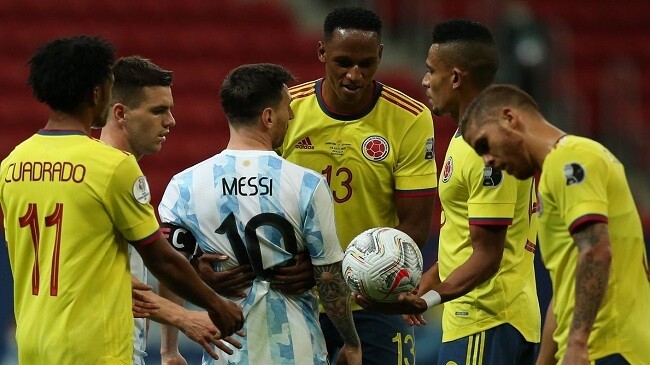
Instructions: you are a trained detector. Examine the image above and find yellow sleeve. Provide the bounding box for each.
[104,156,161,242]
[394,109,437,192]
[544,148,609,233]
[465,150,517,225]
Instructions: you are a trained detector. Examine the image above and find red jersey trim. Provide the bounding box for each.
[290,81,316,98]
[468,217,513,226]
[381,87,425,114]
[129,229,162,248]
[524,240,536,253]
[395,187,437,198]
[569,214,608,234]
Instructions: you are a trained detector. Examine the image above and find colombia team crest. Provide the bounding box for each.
[442,156,453,183]
[362,136,389,161]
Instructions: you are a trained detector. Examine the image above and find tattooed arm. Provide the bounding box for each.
[314,262,362,365]
[563,221,612,364]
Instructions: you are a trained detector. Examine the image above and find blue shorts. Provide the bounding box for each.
[320,309,415,365]
[437,323,537,365]
[594,354,630,365]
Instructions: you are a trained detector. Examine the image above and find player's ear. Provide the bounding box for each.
[502,107,522,130]
[91,85,101,106]
[377,44,384,63]
[451,68,462,89]
[262,107,273,129]
[317,41,326,62]
[113,103,127,126]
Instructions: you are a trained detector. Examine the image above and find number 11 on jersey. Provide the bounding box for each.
[19,202,64,296]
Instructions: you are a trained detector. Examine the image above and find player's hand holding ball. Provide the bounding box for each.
[344,227,431,315]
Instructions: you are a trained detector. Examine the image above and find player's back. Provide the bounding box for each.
[0,130,135,364]
[160,149,342,365]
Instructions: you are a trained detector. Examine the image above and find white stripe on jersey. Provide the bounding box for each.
[129,247,148,364]
[159,150,343,365]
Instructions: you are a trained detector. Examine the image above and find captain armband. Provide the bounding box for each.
[161,223,197,257]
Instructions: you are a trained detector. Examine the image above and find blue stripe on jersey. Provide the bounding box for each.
[170,172,202,245]
[301,174,327,260]
[267,290,295,362]
[213,155,243,254]
[258,155,288,266]
[297,294,328,364]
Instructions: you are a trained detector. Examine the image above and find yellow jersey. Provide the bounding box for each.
[538,135,650,363]
[0,130,161,365]
[281,79,437,249]
[437,131,540,342]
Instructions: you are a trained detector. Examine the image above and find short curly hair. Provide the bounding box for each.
[28,35,115,113]
[323,7,382,42]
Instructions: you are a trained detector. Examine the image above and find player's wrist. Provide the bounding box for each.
[421,290,441,309]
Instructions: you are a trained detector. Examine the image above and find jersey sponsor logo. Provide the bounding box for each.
[442,156,453,183]
[482,166,503,187]
[294,136,314,149]
[425,137,434,160]
[132,176,151,204]
[564,162,585,185]
[362,136,389,161]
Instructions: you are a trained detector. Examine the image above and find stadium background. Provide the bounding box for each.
[0,0,649,363]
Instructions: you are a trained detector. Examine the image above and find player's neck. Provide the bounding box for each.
[321,80,375,115]
[44,110,92,135]
[100,127,142,160]
[530,121,566,172]
[226,130,273,151]
[454,87,483,124]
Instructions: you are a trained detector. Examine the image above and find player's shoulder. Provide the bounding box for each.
[378,82,429,117]
[279,155,326,180]
[549,135,611,165]
[289,80,317,99]
[168,153,219,181]
[92,138,134,159]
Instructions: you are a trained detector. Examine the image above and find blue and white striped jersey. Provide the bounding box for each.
[159,150,343,365]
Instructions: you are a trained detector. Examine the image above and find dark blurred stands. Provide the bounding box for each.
[369,0,650,228]
[0,0,440,208]
[2,0,649,225]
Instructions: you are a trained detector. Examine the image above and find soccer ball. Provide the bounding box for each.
[342,227,423,303]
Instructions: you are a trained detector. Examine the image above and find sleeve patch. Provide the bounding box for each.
[425,137,434,160]
[564,163,585,185]
[132,176,151,204]
[482,167,503,187]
